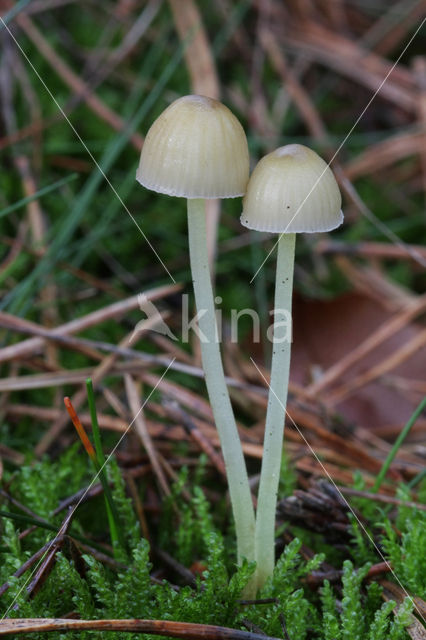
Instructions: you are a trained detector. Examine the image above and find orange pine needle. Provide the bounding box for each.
[64,396,97,462]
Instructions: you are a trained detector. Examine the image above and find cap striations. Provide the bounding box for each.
[137,95,249,199]
[241,144,343,233]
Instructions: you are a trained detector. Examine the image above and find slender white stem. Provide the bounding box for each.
[187,199,256,566]
[254,232,296,589]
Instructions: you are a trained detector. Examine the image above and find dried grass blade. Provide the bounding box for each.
[0,617,282,639]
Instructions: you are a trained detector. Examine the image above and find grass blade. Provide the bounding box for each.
[0,174,78,220]
[64,395,125,555]
[372,396,426,492]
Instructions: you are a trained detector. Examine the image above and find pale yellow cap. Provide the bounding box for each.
[136,95,249,199]
[241,144,343,233]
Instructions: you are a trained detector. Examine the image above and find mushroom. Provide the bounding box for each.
[137,95,255,567]
[241,143,343,588]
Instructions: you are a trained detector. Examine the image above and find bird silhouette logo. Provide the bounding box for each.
[132,293,178,341]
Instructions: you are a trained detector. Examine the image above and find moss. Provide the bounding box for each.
[0,451,419,639]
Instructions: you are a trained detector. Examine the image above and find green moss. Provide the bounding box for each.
[0,450,420,639]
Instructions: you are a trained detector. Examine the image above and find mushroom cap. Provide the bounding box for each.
[136,95,249,199]
[241,144,343,233]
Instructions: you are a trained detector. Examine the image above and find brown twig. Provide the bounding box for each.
[282,21,417,112]
[162,399,227,477]
[0,618,282,639]
[327,328,426,406]
[306,294,426,396]
[124,374,171,496]
[15,13,144,150]
[315,239,426,262]
[343,131,425,181]
[336,487,426,511]
[0,284,180,364]
[25,509,75,599]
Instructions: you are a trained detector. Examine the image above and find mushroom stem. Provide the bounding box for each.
[187,198,256,567]
[254,232,296,589]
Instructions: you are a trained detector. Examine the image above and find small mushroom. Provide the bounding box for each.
[137,94,249,199]
[241,143,343,588]
[137,95,255,567]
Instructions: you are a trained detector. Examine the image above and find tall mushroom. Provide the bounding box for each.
[241,143,343,589]
[137,95,255,567]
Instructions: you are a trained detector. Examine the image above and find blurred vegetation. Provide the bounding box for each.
[0,0,425,636]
